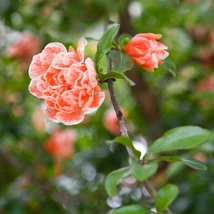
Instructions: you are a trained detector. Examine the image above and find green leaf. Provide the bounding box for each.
[165,162,184,179]
[111,204,150,214]
[181,159,207,171]
[130,157,158,181]
[155,184,179,212]
[109,50,134,73]
[95,24,120,68]
[107,136,140,159]
[148,126,211,153]
[155,156,182,163]
[99,70,135,86]
[84,37,98,42]
[118,33,132,49]
[160,58,177,77]
[105,167,131,196]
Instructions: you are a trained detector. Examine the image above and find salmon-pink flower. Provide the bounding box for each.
[104,108,127,136]
[45,129,76,159]
[7,33,41,67]
[196,76,214,92]
[28,38,105,125]
[125,33,169,72]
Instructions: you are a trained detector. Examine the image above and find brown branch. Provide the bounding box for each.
[119,0,162,141]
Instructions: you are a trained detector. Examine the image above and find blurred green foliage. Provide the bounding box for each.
[0,0,214,213]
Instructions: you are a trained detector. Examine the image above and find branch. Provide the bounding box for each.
[106,52,171,214]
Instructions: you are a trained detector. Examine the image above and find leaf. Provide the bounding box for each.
[130,157,158,182]
[118,33,132,49]
[109,50,134,73]
[95,24,120,68]
[181,159,207,171]
[156,156,182,163]
[155,184,179,212]
[148,126,211,153]
[165,162,184,179]
[99,70,135,86]
[107,136,140,159]
[111,204,150,214]
[161,58,177,77]
[84,37,98,42]
[105,167,131,196]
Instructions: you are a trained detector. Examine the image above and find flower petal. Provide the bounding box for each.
[55,109,84,125]
[77,37,88,61]
[29,54,45,78]
[29,79,43,98]
[85,58,98,88]
[84,91,105,114]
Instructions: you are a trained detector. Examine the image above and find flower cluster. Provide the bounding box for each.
[28,38,105,125]
[8,33,41,67]
[125,33,169,72]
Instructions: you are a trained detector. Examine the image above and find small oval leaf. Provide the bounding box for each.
[148,126,211,153]
[107,136,140,159]
[181,159,207,171]
[156,184,179,212]
[105,167,131,196]
[111,204,150,214]
[130,157,158,182]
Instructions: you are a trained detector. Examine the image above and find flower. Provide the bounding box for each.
[45,129,76,159]
[7,33,41,67]
[28,38,105,125]
[196,76,214,92]
[124,33,169,72]
[104,108,127,136]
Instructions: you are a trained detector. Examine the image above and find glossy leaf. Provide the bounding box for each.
[109,50,133,73]
[148,126,211,153]
[107,136,140,159]
[95,24,120,67]
[155,184,179,212]
[105,167,131,196]
[130,157,158,181]
[111,204,150,214]
[181,159,207,171]
[99,70,135,86]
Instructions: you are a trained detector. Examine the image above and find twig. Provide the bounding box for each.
[106,54,171,214]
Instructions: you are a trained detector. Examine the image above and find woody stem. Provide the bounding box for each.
[107,54,170,214]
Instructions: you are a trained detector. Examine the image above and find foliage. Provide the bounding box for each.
[0,0,214,214]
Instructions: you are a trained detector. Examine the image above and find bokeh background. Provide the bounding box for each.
[0,0,214,213]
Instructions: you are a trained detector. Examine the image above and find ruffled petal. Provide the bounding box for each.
[42,42,67,55]
[55,109,84,125]
[29,54,45,78]
[29,79,43,98]
[84,91,105,114]
[85,58,97,88]
[77,37,88,61]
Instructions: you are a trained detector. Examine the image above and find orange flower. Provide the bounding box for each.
[104,108,127,136]
[45,129,76,159]
[7,33,41,67]
[28,38,105,125]
[125,33,169,72]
